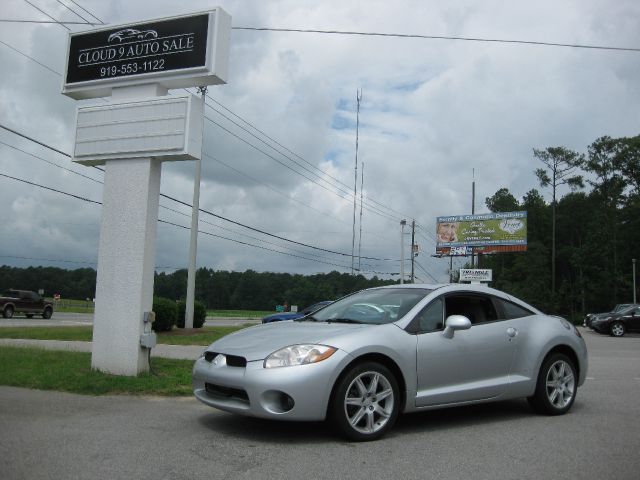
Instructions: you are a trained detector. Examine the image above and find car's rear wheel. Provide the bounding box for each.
[3,306,14,319]
[42,308,53,319]
[610,321,625,337]
[528,353,577,415]
[329,362,399,441]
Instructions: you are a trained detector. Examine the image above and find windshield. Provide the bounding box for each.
[310,288,432,325]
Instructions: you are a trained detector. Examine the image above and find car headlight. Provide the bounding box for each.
[264,344,337,368]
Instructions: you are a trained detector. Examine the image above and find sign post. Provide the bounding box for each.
[62,9,230,375]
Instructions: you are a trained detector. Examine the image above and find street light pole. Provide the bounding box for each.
[400,219,406,284]
[633,259,637,304]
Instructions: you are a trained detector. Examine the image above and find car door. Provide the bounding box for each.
[413,293,517,407]
[624,306,640,332]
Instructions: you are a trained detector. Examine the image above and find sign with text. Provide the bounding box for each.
[436,211,527,249]
[63,9,230,99]
[459,269,493,283]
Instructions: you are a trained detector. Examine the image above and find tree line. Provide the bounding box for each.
[2,134,637,318]
[0,266,394,311]
[481,134,639,319]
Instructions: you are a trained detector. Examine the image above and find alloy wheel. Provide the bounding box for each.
[343,371,395,435]
[610,322,625,337]
[545,359,575,409]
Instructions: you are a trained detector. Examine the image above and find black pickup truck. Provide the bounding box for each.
[1,289,54,319]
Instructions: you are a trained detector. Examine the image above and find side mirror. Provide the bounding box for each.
[442,315,472,339]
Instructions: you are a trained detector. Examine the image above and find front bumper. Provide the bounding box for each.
[591,322,609,334]
[193,349,351,421]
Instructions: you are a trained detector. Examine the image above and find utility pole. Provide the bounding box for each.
[471,168,476,268]
[400,219,406,284]
[410,219,416,283]
[633,259,637,304]
[351,89,362,275]
[357,161,365,272]
[185,86,207,329]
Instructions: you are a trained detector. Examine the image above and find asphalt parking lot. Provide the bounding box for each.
[1,328,639,480]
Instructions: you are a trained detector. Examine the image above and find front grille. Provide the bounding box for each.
[204,351,218,362]
[205,383,249,403]
[203,351,247,367]
[226,355,247,367]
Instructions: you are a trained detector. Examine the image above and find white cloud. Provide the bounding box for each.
[0,0,638,283]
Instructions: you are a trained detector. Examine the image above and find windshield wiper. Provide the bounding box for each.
[294,315,318,322]
[325,318,366,324]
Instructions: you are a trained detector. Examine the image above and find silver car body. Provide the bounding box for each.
[193,284,587,421]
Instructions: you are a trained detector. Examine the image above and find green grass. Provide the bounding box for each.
[47,300,270,317]
[0,325,249,345]
[0,346,193,395]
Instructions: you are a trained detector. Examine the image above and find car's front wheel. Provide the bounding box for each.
[610,321,625,337]
[528,353,577,415]
[3,306,14,319]
[329,362,399,441]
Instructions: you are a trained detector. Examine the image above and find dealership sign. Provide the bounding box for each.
[63,9,230,99]
[436,211,527,248]
[459,269,493,283]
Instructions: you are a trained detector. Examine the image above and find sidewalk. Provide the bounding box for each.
[0,338,204,360]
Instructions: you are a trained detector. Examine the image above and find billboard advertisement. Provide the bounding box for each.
[436,211,527,251]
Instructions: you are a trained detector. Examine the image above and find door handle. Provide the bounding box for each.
[507,327,518,338]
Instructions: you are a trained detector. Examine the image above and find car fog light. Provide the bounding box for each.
[261,390,295,414]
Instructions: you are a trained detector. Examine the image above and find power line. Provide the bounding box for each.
[203,113,400,223]
[414,259,439,283]
[202,92,415,221]
[232,27,640,53]
[0,124,400,262]
[0,36,409,226]
[0,172,397,274]
[0,19,95,25]
[0,139,102,184]
[0,39,60,76]
[54,0,98,25]
[0,172,101,204]
[66,0,104,24]
[23,0,70,31]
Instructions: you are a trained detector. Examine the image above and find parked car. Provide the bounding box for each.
[1,289,54,319]
[584,303,636,328]
[590,304,640,337]
[193,284,587,441]
[261,301,332,323]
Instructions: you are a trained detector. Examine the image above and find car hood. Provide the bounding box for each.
[206,321,370,361]
[262,312,302,321]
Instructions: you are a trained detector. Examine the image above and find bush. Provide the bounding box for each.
[152,297,178,332]
[176,300,207,328]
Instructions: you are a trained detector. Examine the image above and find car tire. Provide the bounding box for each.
[3,306,14,319]
[610,321,625,337]
[329,362,399,441]
[42,308,53,319]
[528,353,577,415]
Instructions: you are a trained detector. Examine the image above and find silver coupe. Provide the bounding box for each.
[193,284,588,441]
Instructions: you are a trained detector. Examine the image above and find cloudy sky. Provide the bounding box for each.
[1,0,639,283]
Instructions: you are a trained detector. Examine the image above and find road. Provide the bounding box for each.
[0,312,260,327]
[1,329,639,479]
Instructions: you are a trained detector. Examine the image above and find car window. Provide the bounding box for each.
[413,298,444,333]
[313,288,432,325]
[495,298,535,319]
[444,294,498,325]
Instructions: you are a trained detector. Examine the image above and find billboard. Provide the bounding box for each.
[436,211,527,253]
